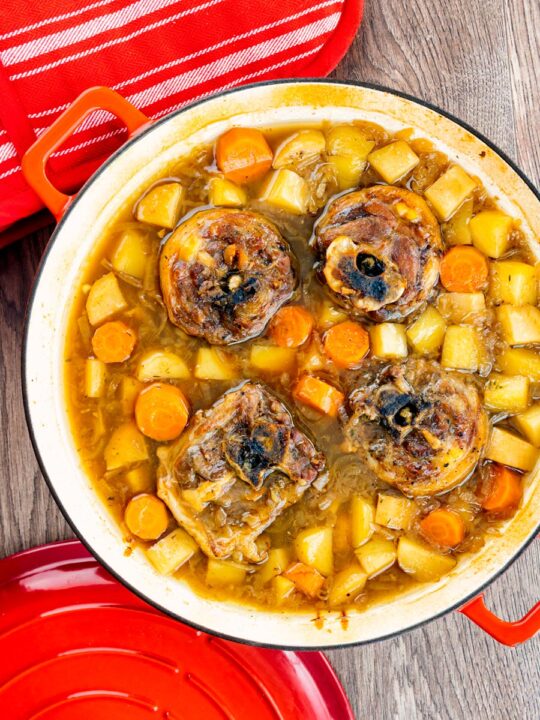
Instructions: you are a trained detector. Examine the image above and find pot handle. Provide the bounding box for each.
[460,594,540,646]
[21,86,150,220]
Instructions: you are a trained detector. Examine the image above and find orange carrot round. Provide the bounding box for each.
[420,509,465,548]
[269,305,314,348]
[439,246,489,292]
[216,128,273,184]
[293,375,344,417]
[323,321,370,368]
[92,320,136,363]
[124,493,169,540]
[135,382,189,441]
[480,463,522,514]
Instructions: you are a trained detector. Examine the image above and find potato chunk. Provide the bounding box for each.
[136,349,190,381]
[443,197,473,245]
[496,305,540,345]
[375,494,417,531]
[397,536,456,581]
[272,575,296,604]
[250,345,296,373]
[497,348,540,381]
[86,272,127,326]
[258,548,291,584]
[124,464,153,493]
[295,526,333,576]
[146,527,198,575]
[484,373,530,413]
[514,404,540,446]
[370,323,408,359]
[485,426,538,471]
[85,358,106,398]
[111,228,149,279]
[258,169,309,214]
[437,292,486,324]
[273,130,326,169]
[209,177,247,207]
[194,347,237,380]
[327,126,375,190]
[368,141,419,183]
[317,300,349,330]
[206,559,247,587]
[104,421,148,471]
[355,537,397,578]
[424,166,476,221]
[136,182,184,229]
[350,496,375,547]
[328,563,367,607]
[470,210,513,258]
[119,376,143,415]
[406,306,446,355]
[490,261,537,306]
[440,325,483,371]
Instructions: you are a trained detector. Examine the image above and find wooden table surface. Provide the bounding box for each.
[1,1,539,717]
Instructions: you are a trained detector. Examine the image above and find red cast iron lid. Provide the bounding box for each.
[0,540,354,719]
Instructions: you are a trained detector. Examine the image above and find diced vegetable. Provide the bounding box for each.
[272,575,296,604]
[326,126,374,190]
[470,210,513,258]
[327,154,366,191]
[479,463,522,514]
[355,537,397,577]
[284,561,325,597]
[484,373,530,413]
[424,165,476,221]
[419,509,465,548]
[216,128,273,184]
[317,301,349,329]
[268,306,313,348]
[437,292,486,324]
[406,306,446,355]
[258,548,291,584]
[514,404,540,446]
[206,559,247,587]
[85,358,106,398]
[440,325,483,371]
[136,349,190,382]
[92,321,137,363]
[273,130,326,169]
[146,527,198,575]
[208,177,247,207]
[195,347,237,380]
[485,426,538,472]
[294,526,333,576]
[298,341,326,373]
[397,536,457,581]
[328,563,367,607]
[368,141,419,183]
[496,305,540,345]
[124,493,169,540]
[439,246,489,292]
[250,345,296,373]
[135,382,189,441]
[350,496,375,547]
[104,421,149,471]
[333,507,352,554]
[120,376,144,415]
[443,197,473,245]
[497,348,540,381]
[123,464,152,493]
[258,169,309,214]
[86,272,128,326]
[111,228,149,279]
[490,261,537,306]
[375,494,417,531]
[323,321,370,368]
[293,375,344,417]
[370,323,408,359]
[135,182,184,229]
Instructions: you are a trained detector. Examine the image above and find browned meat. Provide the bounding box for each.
[341,359,488,496]
[313,186,442,321]
[157,382,327,562]
[159,209,295,344]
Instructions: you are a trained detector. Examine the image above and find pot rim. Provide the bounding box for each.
[22,78,540,650]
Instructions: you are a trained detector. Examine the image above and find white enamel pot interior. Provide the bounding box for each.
[24,81,540,649]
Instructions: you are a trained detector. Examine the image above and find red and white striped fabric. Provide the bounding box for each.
[0,0,362,244]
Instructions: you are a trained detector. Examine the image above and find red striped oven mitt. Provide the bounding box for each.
[0,0,362,245]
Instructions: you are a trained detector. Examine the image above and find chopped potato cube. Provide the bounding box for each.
[209,177,247,207]
[136,349,190,382]
[490,261,537,306]
[273,130,326,169]
[195,347,237,380]
[146,528,198,575]
[406,306,446,355]
[497,348,540,381]
[250,345,296,373]
[136,182,184,229]
[111,228,149,279]
[328,563,367,607]
[370,323,408,359]
[443,198,473,245]
[470,210,513,258]
[86,272,128,326]
[327,126,375,159]
[355,537,397,578]
[258,169,309,214]
[85,358,106,398]
[206,559,247,587]
[484,374,530,413]
[124,464,153,493]
[104,422,148,471]
[272,575,296,604]
[485,426,538,472]
[424,166,476,221]
[258,548,291,584]
[440,325,483,371]
[368,141,419,183]
[350,496,375,547]
[327,154,366,190]
[295,527,333,576]
[317,301,349,330]
[514,404,540,447]
[375,494,417,531]
[496,305,540,345]
[119,376,143,415]
[437,292,486,324]
[397,536,456,581]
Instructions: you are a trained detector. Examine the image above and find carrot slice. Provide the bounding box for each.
[439,246,489,292]
[91,320,136,363]
[284,561,325,597]
[420,509,465,548]
[269,305,314,348]
[323,320,370,368]
[135,382,189,441]
[480,463,522,514]
[293,375,344,417]
[216,128,273,184]
[124,493,169,540]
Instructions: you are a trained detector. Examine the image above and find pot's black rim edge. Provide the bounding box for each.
[21,77,540,652]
